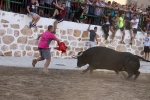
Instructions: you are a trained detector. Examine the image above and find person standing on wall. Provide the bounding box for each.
[32,25,60,74]
[118,12,126,44]
[52,1,66,34]
[87,24,98,48]
[27,0,41,28]
[129,15,139,45]
[143,31,150,60]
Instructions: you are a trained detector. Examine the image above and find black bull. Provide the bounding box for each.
[72,47,150,80]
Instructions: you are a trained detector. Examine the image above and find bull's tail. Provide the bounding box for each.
[134,55,150,62]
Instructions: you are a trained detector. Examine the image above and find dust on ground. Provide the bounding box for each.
[0,66,150,100]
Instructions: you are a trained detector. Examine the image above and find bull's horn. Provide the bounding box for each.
[77,52,83,57]
[72,52,83,58]
[72,55,77,59]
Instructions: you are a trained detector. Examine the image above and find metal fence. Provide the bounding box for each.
[1,0,148,29]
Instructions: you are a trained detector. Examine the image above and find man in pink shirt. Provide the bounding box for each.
[32,25,60,74]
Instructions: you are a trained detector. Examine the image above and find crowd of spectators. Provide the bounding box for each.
[0,0,150,32]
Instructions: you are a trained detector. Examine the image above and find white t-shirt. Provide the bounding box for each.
[144,35,150,46]
[131,19,139,29]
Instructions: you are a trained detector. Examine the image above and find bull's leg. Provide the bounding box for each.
[90,68,94,75]
[81,66,90,74]
[126,73,134,80]
[114,70,119,75]
[134,71,140,80]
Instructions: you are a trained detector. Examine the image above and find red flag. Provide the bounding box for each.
[54,42,67,53]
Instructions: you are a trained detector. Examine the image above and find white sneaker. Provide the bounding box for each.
[42,68,49,74]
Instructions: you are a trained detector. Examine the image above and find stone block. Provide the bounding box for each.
[4,51,12,56]
[21,25,33,36]
[17,37,27,44]
[71,42,77,46]
[2,35,14,44]
[26,46,31,51]
[116,45,126,52]
[75,48,83,52]
[1,19,9,23]
[27,52,33,56]
[33,47,38,51]
[7,28,13,34]
[68,36,76,40]
[0,29,6,36]
[14,51,21,57]
[34,52,40,57]
[1,45,9,51]
[10,44,18,50]
[67,29,73,35]
[28,39,37,45]
[74,30,81,37]
[14,30,19,37]
[82,31,88,38]
[11,24,20,29]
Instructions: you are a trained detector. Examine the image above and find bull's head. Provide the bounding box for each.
[72,51,87,68]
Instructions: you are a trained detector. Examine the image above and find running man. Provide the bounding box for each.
[32,25,60,73]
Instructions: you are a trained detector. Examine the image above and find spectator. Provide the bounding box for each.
[73,5,85,23]
[124,5,132,29]
[87,24,98,48]
[53,2,66,34]
[145,15,150,31]
[110,13,119,43]
[27,0,40,28]
[118,12,126,44]
[106,1,111,9]
[110,2,116,18]
[38,0,45,17]
[129,15,139,45]
[65,0,71,21]
[32,25,60,74]
[0,0,3,10]
[44,0,52,18]
[94,0,101,25]
[87,0,95,24]
[143,31,150,60]
[102,11,111,41]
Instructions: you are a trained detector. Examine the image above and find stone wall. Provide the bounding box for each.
[0,11,144,58]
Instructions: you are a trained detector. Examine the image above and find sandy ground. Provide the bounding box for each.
[0,67,150,100]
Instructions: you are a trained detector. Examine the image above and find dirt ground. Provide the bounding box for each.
[0,67,150,100]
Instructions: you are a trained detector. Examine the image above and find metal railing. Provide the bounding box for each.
[1,0,149,29]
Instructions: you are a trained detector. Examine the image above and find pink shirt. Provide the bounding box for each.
[38,31,57,48]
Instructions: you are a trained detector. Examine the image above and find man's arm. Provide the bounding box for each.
[53,3,64,10]
[56,38,60,45]
[87,24,91,32]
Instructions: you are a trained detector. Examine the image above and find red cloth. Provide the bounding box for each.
[54,42,67,53]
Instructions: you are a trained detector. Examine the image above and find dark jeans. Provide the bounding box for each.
[102,24,110,40]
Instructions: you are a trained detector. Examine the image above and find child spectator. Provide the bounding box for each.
[53,2,66,34]
[130,15,139,45]
[27,0,40,28]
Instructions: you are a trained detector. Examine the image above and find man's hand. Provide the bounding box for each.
[30,13,33,16]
